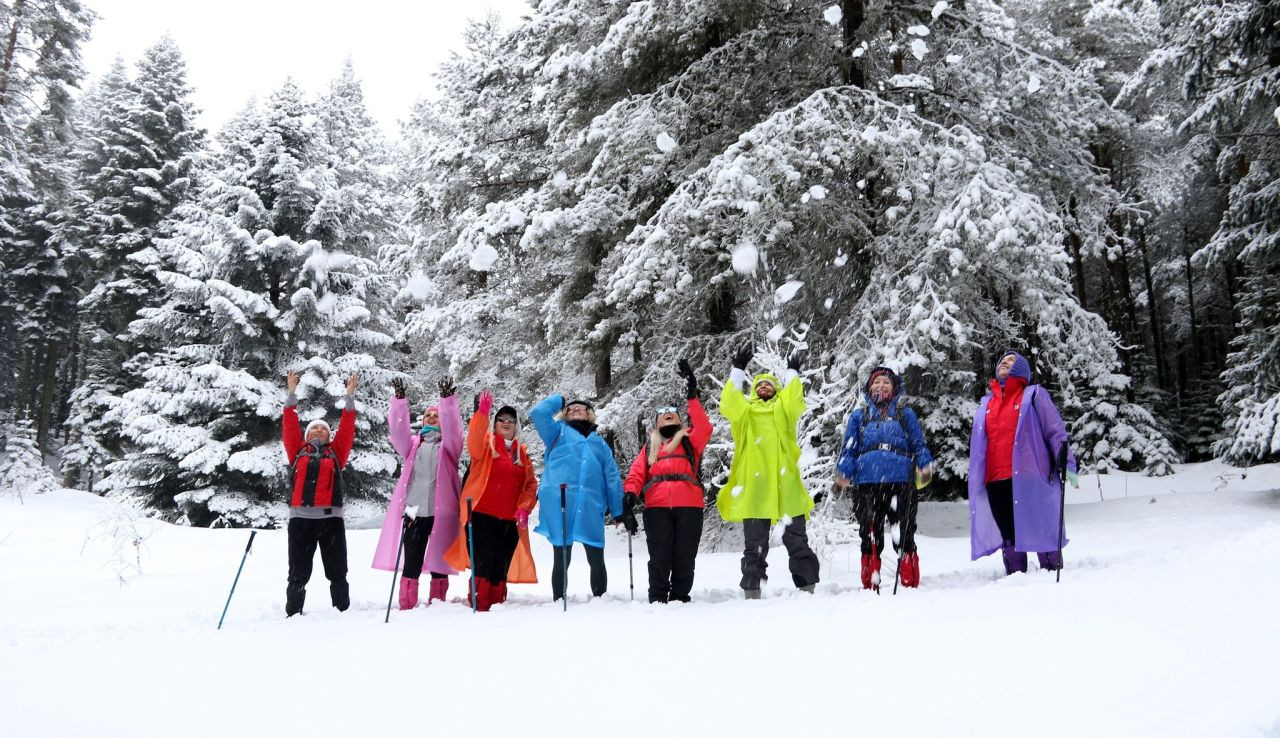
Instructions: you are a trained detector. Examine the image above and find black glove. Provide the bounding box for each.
[732,342,754,370]
[437,375,456,398]
[677,358,699,399]
[623,509,639,535]
[787,351,804,373]
[812,489,825,505]
[391,377,407,399]
[623,492,638,514]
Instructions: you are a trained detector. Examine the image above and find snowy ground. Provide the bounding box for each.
[2,462,1279,738]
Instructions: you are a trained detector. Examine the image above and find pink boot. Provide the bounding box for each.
[399,577,418,610]
[428,577,448,604]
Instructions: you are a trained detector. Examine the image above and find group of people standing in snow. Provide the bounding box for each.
[278,344,1077,616]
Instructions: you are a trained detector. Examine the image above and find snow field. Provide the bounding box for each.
[1,464,1279,737]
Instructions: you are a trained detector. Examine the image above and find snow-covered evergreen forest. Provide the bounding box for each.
[2,0,1278,527]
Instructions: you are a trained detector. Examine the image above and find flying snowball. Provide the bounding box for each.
[656,131,678,153]
[731,241,759,275]
[823,4,842,24]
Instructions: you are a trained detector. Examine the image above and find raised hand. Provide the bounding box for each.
[437,374,456,398]
[732,342,754,370]
[787,350,804,373]
[677,358,699,399]
[391,377,407,399]
[286,371,299,394]
[477,389,494,416]
[345,373,359,396]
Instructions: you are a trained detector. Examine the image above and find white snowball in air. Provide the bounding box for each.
[469,243,499,271]
[732,241,759,275]
[656,131,678,153]
[823,4,842,24]
[1027,74,1042,93]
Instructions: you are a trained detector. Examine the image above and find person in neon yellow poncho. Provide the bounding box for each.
[717,342,819,599]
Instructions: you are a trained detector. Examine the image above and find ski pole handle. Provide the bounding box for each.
[245,530,257,553]
[560,483,566,510]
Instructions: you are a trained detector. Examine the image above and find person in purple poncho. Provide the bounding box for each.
[968,350,1079,575]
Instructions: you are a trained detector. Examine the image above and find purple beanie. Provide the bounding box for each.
[997,351,1032,384]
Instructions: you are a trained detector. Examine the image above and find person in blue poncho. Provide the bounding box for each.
[835,367,933,590]
[530,395,627,600]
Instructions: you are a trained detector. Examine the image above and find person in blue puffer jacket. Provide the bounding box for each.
[530,394,626,601]
[835,367,934,590]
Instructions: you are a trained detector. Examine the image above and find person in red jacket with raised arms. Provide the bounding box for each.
[623,359,713,603]
[282,370,357,617]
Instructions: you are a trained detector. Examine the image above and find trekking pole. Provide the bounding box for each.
[1056,445,1069,584]
[384,522,405,623]
[560,484,569,612]
[627,527,634,601]
[217,530,256,630]
[892,490,902,596]
[467,497,477,613]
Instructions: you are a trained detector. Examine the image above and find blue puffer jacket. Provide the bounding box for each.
[836,369,933,486]
[530,394,624,548]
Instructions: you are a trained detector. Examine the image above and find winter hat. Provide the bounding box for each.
[864,366,901,396]
[489,405,523,466]
[305,418,331,438]
[560,399,598,425]
[996,351,1032,383]
[751,374,780,399]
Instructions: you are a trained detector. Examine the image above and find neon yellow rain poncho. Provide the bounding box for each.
[716,372,813,523]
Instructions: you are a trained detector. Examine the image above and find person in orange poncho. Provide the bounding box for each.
[444,389,539,610]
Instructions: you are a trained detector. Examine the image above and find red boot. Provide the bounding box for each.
[900,552,920,588]
[427,577,448,604]
[471,579,493,612]
[492,580,508,604]
[860,554,882,589]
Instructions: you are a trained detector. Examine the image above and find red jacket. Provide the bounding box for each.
[983,376,1026,483]
[623,398,713,509]
[283,402,356,508]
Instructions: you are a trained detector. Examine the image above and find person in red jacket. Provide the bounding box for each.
[281,370,357,616]
[623,359,713,603]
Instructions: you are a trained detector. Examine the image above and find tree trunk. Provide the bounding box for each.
[0,0,26,104]
[841,0,865,87]
[17,344,36,420]
[594,350,612,396]
[36,338,57,453]
[1183,247,1202,375]
[1136,224,1168,389]
[1065,196,1088,308]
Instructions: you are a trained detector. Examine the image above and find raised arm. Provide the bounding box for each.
[387,396,413,460]
[686,397,713,454]
[282,376,303,463]
[331,393,357,466]
[438,392,462,461]
[530,394,565,446]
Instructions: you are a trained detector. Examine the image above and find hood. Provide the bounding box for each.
[750,373,781,401]
[863,366,903,415]
[996,351,1032,384]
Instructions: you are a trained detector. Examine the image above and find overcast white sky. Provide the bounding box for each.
[79,0,534,136]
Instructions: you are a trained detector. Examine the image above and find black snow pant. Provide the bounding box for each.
[739,515,820,591]
[551,543,607,600]
[985,479,1016,543]
[286,516,349,615]
[856,482,917,556]
[401,515,449,581]
[643,507,703,603]
[470,512,519,585]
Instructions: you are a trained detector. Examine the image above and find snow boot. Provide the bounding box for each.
[491,580,508,605]
[1001,544,1028,575]
[428,577,448,604]
[399,577,419,610]
[472,579,493,612]
[900,552,920,588]
[285,584,305,617]
[744,589,761,600]
[860,554,882,589]
[1038,550,1063,571]
[330,580,350,612]
[799,584,815,594]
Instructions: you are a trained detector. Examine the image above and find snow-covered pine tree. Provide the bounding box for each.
[0,0,94,442]
[1122,0,1280,463]
[99,79,399,525]
[403,0,1176,490]
[62,39,205,486]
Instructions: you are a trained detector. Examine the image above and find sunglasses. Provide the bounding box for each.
[655,406,679,415]
[495,416,516,424]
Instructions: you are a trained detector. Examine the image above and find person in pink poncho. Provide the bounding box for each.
[372,375,463,608]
